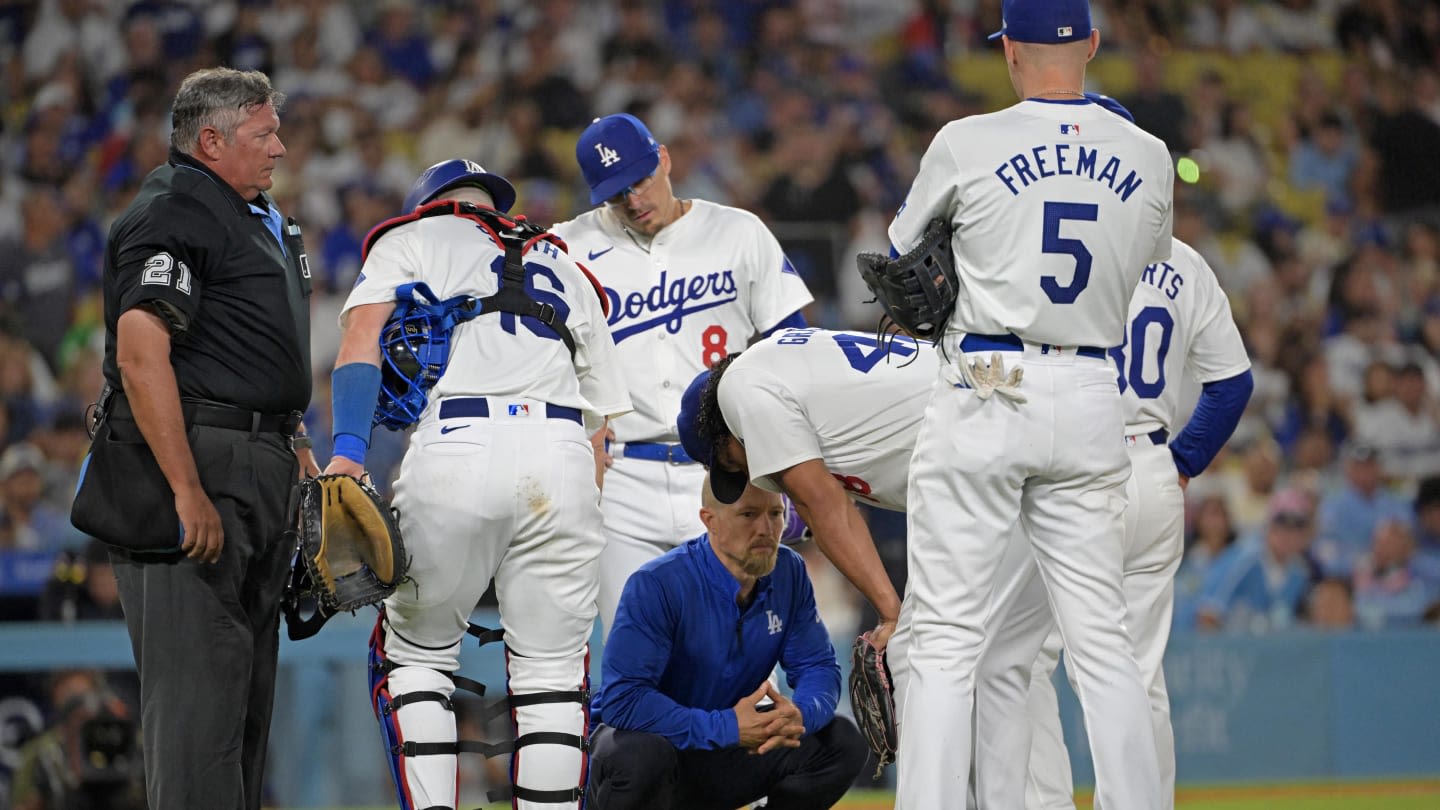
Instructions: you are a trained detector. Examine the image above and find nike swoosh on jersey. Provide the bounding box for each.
[439,424,470,434]
[588,246,615,261]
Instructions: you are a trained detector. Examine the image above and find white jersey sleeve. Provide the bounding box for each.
[716,328,936,512]
[1117,238,1251,434]
[889,100,1174,348]
[552,201,813,444]
[342,214,631,421]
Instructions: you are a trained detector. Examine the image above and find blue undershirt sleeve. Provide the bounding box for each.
[1169,370,1254,478]
[762,310,808,336]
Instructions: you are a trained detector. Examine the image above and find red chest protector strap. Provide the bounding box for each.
[361,201,610,357]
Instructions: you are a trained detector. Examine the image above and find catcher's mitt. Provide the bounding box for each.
[281,475,409,640]
[856,218,957,340]
[848,632,898,778]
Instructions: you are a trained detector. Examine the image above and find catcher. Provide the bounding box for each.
[322,159,630,810]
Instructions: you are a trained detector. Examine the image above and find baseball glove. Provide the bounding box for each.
[856,217,957,340]
[282,475,409,640]
[848,632,898,778]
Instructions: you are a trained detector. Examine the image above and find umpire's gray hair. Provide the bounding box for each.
[170,68,285,153]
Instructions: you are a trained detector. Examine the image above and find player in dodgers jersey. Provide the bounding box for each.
[325,161,631,809]
[889,1,1174,808]
[678,328,930,656]
[1023,239,1253,809]
[552,113,813,635]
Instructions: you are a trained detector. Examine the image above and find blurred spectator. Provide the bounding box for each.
[1367,74,1440,214]
[318,181,393,294]
[1,334,52,444]
[0,188,80,371]
[1314,442,1414,576]
[365,1,433,89]
[1195,488,1317,633]
[1173,495,1239,632]
[28,410,89,515]
[1215,434,1285,537]
[0,442,86,551]
[1296,196,1359,272]
[38,539,123,623]
[1121,48,1189,154]
[1185,0,1269,53]
[1192,101,1269,216]
[1288,110,1359,206]
[1256,0,1335,53]
[1273,354,1348,458]
[1354,362,1440,482]
[215,0,276,76]
[1304,577,1356,630]
[1351,519,1434,628]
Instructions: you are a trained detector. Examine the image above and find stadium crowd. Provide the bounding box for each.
[0,0,1438,641]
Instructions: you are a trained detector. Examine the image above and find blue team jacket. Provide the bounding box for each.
[592,535,841,750]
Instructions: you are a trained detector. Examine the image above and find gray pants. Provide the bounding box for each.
[111,425,296,810]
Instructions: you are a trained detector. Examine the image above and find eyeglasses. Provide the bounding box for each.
[604,170,658,206]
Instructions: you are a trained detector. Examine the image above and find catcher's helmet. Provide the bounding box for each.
[403,159,516,213]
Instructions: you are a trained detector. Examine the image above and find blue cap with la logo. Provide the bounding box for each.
[988,0,1092,44]
[576,113,662,206]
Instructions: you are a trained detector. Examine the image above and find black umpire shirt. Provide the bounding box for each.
[102,148,312,413]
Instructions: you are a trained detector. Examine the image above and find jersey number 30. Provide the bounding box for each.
[1041,201,1098,304]
[1108,306,1174,399]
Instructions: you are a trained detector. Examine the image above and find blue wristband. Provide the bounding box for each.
[331,362,382,462]
[332,433,369,464]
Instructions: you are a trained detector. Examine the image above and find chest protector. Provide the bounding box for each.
[362,201,608,429]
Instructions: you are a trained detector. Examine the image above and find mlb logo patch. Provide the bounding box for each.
[507,403,531,417]
[1058,26,1073,37]
[1060,123,1082,135]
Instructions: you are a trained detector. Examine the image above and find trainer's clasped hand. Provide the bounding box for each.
[736,681,805,755]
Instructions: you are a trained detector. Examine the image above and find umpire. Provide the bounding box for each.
[86,68,315,810]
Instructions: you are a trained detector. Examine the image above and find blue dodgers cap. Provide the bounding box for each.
[677,368,748,505]
[677,369,712,466]
[576,114,661,206]
[988,0,1093,44]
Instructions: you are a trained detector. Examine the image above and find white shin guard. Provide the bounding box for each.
[505,647,591,809]
[380,665,460,809]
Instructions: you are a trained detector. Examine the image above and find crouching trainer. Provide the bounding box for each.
[586,476,868,809]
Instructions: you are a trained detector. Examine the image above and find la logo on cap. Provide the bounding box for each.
[595,142,620,168]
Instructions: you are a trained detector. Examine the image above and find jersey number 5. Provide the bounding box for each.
[1041,201,1098,304]
[1108,305,1174,399]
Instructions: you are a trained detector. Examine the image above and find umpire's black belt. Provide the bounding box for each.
[107,394,302,436]
[438,397,582,425]
[960,333,1107,360]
